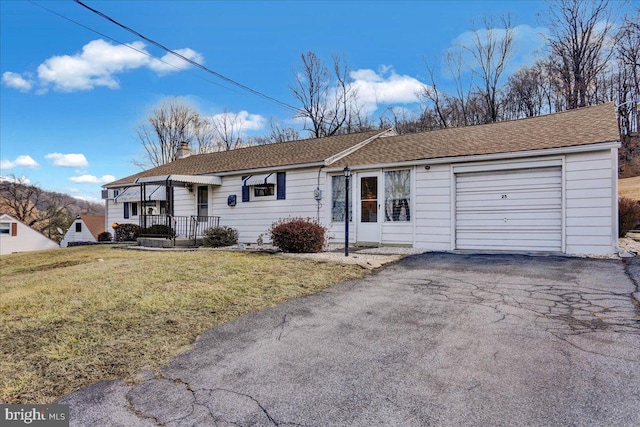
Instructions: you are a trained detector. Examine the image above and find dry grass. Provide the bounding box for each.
[619,176,640,201]
[0,246,367,404]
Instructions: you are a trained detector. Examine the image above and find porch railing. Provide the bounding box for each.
[139,214,220,240]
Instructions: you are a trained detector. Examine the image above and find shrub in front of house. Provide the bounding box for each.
[619,197,640,237]
[114,223,141,242]
[141,224,175,238]
[269,217,326,253]
[202,226,239,247]
[97,231,113,242]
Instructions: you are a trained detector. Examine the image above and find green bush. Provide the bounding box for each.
[141,224,174,237]
[97,231,113,242]
[269,217,326,253]
[619,197,640,237]
[114,223,140,242]
[202,226,239,247]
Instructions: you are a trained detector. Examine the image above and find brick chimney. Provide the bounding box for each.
[176,142,191,159]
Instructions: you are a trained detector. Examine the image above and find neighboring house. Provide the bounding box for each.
[0,213,59,255]
[60,214,106,247]
[103,103,621,255]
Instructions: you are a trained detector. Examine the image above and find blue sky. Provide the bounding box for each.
[1,0,567,202]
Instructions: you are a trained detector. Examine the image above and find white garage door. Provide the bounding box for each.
[455,167,562,252]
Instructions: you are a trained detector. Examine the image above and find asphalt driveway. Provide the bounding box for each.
[61,253,640,426]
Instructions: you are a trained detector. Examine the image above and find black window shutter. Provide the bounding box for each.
[276,172,286,200]
[124,202,130,219]
[241,176,250,202]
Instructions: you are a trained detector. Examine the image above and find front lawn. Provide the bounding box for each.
[0,246,366,404]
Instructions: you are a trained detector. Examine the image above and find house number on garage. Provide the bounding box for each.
[501,194,508,199]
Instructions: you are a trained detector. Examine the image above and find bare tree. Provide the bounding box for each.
[290,51,355,138]
[210,109,245,151]
[504,63,547,118]
[0,175,44,224]
[0,175,72,240]
[267,119,300,143]
[135,98,200,167]
[463,16,516,123]
[192,115,217,154]
[544,0,616,109]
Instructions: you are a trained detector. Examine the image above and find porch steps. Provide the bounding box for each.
[138,237,203,248]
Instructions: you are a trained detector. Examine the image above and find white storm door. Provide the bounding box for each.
[357,172,381,244]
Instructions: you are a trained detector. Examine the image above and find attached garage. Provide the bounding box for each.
[455,166,563,252]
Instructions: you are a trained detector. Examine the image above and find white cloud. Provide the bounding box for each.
[0,155,40,170]
[0,175,32,184]
[210,110,267,132]
[73,194,102,203]
[45,152,89,168]
[68,174,115,184]
[148,48,204,75]
[3,39,204,93]
[349,67,427,114]
[2,72,35,92]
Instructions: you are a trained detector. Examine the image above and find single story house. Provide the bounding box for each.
[0,213,60,255]
[60,214,106,247]
[103,103,621,255]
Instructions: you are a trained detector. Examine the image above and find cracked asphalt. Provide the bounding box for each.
[59,253,640,426]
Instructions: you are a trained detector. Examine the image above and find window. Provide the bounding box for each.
[0,222,10,234]
[131,203,138,217]
[254,184,275,197]
[331,175,352,222]
[75,222,82,232]
[197,186,208,218]
[384,170,411,222]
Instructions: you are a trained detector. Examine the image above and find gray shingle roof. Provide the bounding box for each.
[107,129,383,186]
[332,103,619,168]
[107,103,618,186]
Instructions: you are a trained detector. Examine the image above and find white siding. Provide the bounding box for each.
[414,165,452,250]
[565,149,616,255]
[212,168,326,244]
[60,219,97,247]
[0,215,59,255]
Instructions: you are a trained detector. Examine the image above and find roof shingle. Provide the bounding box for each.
[333,103,619,168]
[107,103,618,186]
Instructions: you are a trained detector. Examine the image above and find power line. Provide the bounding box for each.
[73,0,301,114]
[27,0,243,95]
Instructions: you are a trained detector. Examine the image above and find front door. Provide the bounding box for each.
[357,172,380,244]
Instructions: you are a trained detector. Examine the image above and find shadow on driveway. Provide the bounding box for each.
[61,253,640,426]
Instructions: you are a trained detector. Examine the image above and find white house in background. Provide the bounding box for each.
[103,103,621,255]
[0,213,59,255]
[60,214,106,247]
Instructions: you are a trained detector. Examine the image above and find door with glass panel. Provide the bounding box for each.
[357,172,381,244]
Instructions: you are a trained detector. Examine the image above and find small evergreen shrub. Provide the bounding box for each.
[619,197,640,237]
[141,224,174,237]
[269,217,326,253]
[114,223,141,242]
[97,231,113,242]
[203,226,239,247]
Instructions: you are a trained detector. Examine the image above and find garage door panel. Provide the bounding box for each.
[456,191,562,206]
[457,210,562,222]
[455,167,562,252]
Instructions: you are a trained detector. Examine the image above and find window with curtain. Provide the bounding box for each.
[384,170,411,222]
[331,175,352,222]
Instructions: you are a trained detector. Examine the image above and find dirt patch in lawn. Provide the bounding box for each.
[0,246,367,404]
